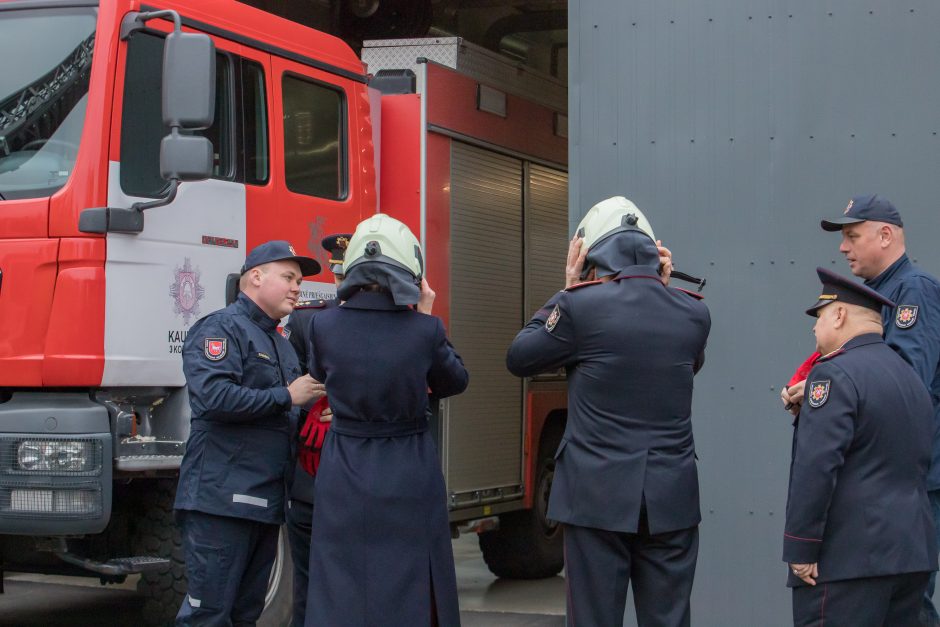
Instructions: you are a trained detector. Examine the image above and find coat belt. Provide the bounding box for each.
[331,416,428,438]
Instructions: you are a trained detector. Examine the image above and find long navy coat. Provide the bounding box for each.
[783,333,937,585]
[304,289,468,627]
[507,266,711,534]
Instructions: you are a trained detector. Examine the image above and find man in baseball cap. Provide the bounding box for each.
[175,239,324,625]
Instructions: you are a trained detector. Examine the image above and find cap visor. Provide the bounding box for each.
[292,257,321,277]
[805,299,831,317]
[820,216,865,232]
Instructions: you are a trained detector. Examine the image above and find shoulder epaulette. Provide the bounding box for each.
[672,287,704,300]
[294,299,327,310]
[565,279,604,292]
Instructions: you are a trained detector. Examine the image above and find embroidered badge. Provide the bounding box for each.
[256,352,271,361]
[280,327,292,340]
[807,380,830,408]
[843,199,853,214]
[545,305,561,333]
[205,338,227,361]
[896,305,918,329]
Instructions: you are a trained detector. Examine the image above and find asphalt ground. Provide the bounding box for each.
[0,535,567,626]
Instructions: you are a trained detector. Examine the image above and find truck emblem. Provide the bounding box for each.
[170,258,206,326]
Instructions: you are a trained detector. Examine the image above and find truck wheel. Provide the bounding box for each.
[132,479,294,626]
[478,429,564,579]
[132,479,186,626]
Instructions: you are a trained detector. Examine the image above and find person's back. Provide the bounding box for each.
[507,196,710,627]
[309,290,465,427]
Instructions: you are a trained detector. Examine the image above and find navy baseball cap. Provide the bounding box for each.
[820,194,903,231]
[241,240,321,276]
[805,267,895,317]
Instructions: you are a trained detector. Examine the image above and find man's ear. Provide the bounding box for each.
[879,224,894,248]
[833,305,847,329]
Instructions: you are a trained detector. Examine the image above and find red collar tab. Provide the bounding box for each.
[294,300,327,310]
[817,348,845,363]
[566,279,604,292]
[673,287,704,300]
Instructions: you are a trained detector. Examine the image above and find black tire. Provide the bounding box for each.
[130,479,294,627]
[478,425,565,579]
[131,479,186,627]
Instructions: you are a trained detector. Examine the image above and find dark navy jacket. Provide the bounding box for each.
[866,254,940,489]
[282,298,335,505]
[506,266,711,534]
[175,293,300,525]
[783,333,937,585]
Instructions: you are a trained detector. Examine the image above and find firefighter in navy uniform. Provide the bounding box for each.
[304,214,468,627]
[507,196,711,627]
[281,233,350,627]
[174,241,324,626]
[784,267,937,626]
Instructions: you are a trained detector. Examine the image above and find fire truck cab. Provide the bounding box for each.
[0,1,568,622]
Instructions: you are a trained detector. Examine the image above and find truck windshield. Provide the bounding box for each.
[0,7,97,200]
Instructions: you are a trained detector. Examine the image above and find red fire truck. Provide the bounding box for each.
[0,0,568,622]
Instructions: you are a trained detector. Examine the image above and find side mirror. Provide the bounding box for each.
[225,273,240,306]
[161,130,212,181]
[162,31,215,130]
[80,10,216,234]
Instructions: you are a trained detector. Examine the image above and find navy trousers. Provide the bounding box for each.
[792,572,930,627]
[175,510,280,627]
[286,499,313,627]
[563,518,698,627]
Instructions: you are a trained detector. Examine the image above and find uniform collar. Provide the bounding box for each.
[818,332,883,362]
[865,253,910,291]
[235,292,281,332]
[612,265,662,282]
[341,289,411,311]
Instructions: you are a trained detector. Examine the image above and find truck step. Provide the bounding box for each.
[55,548,170,576]
[104,556,171,573]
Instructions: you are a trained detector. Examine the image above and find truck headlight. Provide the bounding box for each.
[17,440,96,473]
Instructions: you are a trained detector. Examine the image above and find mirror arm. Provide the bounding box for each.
[121,10,182,40]
[131,179,179,212]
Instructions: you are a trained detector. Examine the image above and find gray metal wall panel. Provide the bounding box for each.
[526,165,570,314]
[447,142,524,493]
[570,1,940,625]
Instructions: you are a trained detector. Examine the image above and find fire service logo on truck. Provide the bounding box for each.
[169,258,206,327]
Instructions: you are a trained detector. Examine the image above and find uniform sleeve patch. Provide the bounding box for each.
[545,305,561,333]
[896,305,919,329]
[807,380,830,408]
[204,338,227,361]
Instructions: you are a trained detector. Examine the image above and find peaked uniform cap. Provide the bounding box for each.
[321,233,353,275]
[805,266,895,317]
[576,196,656,251]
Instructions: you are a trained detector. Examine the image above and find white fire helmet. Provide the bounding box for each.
[575,196,655,251]
[342,213,424,280]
